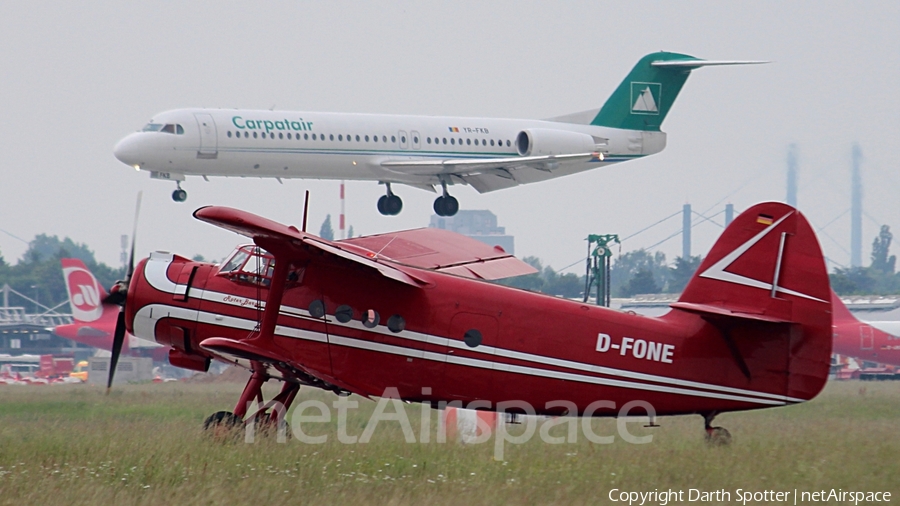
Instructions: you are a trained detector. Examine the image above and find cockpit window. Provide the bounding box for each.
[159,124,185,135]
[142,123,164,132]
[217,245,278,287]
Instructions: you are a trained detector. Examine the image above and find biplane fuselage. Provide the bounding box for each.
[124,202,832,419]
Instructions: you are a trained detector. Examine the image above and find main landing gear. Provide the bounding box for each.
[377,183,403,216]
[202,366,300,440]
[433,181,459,217]
[172,182,187,203]
[703,412,732,445]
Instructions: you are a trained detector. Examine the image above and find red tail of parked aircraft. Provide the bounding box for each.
[831,291,900,367]
[54,259,165,360]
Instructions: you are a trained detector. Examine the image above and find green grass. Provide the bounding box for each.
[0,381,897,505]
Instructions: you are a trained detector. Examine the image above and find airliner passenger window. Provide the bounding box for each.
[142,123,164,132]
[287,133,292,139]
[365,135,370,142]
[356,135,360,142]
[382,136,387,142]
[427,138,431,144]
[373,135,378,142]
[450,138,455,145]
[312,134,317,140]
[401,136,406,143]
[253,132,258,138]
[244,132,249,138]
[506,140,511,147]
[391,136,396,143]
[490,140,495,146]
[304,133,309,140]
[227,131,232,138]
[279,133,283,139]
[330,134,334,141]
[338,134,343,141]
[466,139,471,145]
[412,136,417,143]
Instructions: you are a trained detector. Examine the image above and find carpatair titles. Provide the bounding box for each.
[232,116,314,133]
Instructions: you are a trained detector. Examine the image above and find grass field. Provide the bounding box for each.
[0,380,897,505]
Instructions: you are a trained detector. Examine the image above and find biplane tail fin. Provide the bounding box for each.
[669,202,832,401]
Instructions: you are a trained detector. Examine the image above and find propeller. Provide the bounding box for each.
[105,192,142,392]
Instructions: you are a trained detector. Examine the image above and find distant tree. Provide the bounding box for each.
[611,249,668,296]
[870,225,896,274]
[541,266,583,298]
[319,215,335,241]
[347,225,355,238]
[621,269,660,297]
[501,256,544,291]
[667,255,703,293]
[830,267,877,295]
[23,234,96,265]
[192,254,206,262]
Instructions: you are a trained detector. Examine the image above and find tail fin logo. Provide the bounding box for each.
[630,82,661,115]
[699,212,826,303]
[62,266,105,322]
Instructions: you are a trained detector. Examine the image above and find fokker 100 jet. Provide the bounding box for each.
[113,52,764,216]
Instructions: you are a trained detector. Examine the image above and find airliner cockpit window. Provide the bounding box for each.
[161,124,176,134]
[176,124,184,134]
[142,123,164,132]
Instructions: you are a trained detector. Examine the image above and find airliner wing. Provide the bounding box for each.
[380,152,603,193]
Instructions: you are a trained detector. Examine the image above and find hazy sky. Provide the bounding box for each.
[1,2,898,275]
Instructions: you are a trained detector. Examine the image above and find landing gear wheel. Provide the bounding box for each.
[377,195,388,215]
[172,189,188,202]
[385,195,402,215]
[433,195,459,217]
[203,411,243,440]
[705,427,732,446]
[251,412,292,441]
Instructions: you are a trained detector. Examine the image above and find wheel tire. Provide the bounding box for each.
[444,196,459,216]
[202,411,243,440]
[172,189,187,202]
[386,195,403,215]
[705,427,732,446]
[433,196,446,216]
[377,195,388,215]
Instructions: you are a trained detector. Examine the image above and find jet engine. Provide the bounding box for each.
[515,128,597,157]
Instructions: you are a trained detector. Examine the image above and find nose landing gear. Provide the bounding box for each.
[377,183,403,216]
[433,181,459,217]
[172,183,188,202]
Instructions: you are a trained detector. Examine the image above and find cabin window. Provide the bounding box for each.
[442,138,447,144]
[142,123,164,132]
[312,133,317,140]
[426,137,431,144]
[450,138,455,145]
[335,305,353,323]
[391,135,396,143]
[278,133,284,139]
[338,134,343,141]
[464,329,482,348]
[401,136,406,144]
[253,132,258,138]
[387,315,406,333]
[466,138,471,145]
[227,131,232,138]
[382,135,387,142]
[329,134,334,141]
[308,300,325,318]
[355,135,360,142]
[373,135,378,143]
[361,309,380,329]
[365,135,370,142]
[412,136,418,144]
[506,140,511,147]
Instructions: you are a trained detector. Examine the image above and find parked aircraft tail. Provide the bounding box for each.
[669,202,832,401]
[61,258,116,324]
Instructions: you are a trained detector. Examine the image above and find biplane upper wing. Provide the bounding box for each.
[340,227,537,280]
[193,206,423,287]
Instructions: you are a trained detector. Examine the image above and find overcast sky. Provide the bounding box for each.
[1,1,898,275]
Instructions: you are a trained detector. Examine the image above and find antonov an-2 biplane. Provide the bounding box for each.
[105,201,832,441]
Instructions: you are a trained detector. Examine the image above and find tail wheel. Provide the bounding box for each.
[705,427,732,446]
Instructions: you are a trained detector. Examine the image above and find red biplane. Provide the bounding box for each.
[106,201,833,440]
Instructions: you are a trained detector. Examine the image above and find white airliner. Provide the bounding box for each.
[113,52,764,216]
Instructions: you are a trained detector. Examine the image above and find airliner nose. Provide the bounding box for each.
[113,134,142,168]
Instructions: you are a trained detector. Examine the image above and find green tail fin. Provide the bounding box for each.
[591,52,703,131]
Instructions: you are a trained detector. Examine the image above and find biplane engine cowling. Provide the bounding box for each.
[515,128,596,157]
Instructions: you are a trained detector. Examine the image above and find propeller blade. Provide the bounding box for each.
[128,191,143,278]
[107,309,127,393]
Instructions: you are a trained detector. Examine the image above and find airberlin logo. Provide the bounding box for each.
[63,266,104,322]
[232,116,314,133]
